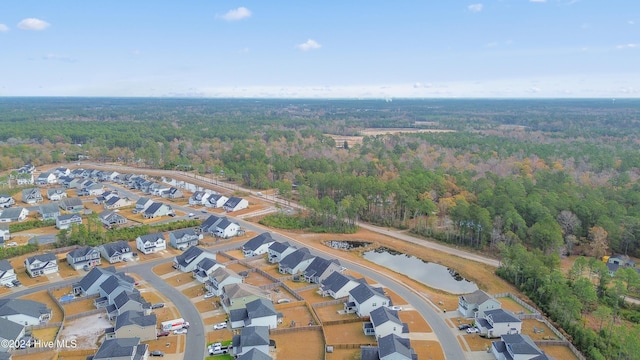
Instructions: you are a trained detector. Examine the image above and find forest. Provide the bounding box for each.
[1,97,640,359]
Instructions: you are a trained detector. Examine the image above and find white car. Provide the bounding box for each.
[466,327,479,334]
[188,213,195,217]
[6,242,18,247]
[388,305,403,311]
[213,322,227,330]
[204,293,215,299]
[173,328,188,335]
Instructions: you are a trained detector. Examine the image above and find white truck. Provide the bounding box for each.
[161,318,190,331]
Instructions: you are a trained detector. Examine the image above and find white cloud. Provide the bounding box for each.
[17,18,50,30]
[529,0,546,3]
[0,24,8,32]
[219,7,252,21]
[616,43,638,49]
[468,4,483,12]
[629,20,635,25]
[296,39,321,51]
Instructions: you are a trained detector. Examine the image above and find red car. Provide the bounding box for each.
[157,331,170,337]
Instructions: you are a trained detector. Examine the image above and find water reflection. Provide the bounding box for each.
[363,247,478,294]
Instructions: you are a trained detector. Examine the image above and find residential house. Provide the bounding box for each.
[212,217,240,239]
[364,306,409,338]
[98,275,136,308]
[91,337,148,360]
[100,171,120,182]
[0,195,15,209]
[46,188,67,201]
[458,289,502,318]
[164,187,183,199]
[320,272,365,299]
[16,173,34,185]
[143,202,174,219]
[222,283,271,312]
[53,167,71,177]
[56,213,83,230]
[35,172,57,185]
[232,326,270,358]
[0,260,17,287]
[237,348,273,360]
[304,257,341,284]
[86,183,105,196]
[106,291,152,320]
[21,188,43,204]
[168,228,200,250]
[135,233,166,255]
[99,240,134,264]
[476,308,522,338]
[189,191,210,206]
[99,210,127,227]
[105,310,157,342]
[133,197,153,214]
[229,298,278,329]
[0,208,28,223]
[206,194,228,208]
[267,241,296,264]
[205,267,243,296]
[360,334,418,360]
[199,214,223,233]
[0,317,25,353]
[149,183,171,196]
[73,266,131,296]
[223,196,248,212]
[17,164,35,174]
[605,254,637,275]
[59,197,84,212]
[39,203,61,221]
[345,282,390,317]
[278,248,316,275]
[24,253,58,277]
[57,175,73,188]
[243,233,275,257]
[0,298,51,325]
[104,196,132,210]
[0,225,9,247]
[194,257,223,283]
[491,334,552,360]
[173,246,217,272]
[66,246,101,270]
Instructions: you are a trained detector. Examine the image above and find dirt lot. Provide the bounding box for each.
[324,322,377,346]
[540,344,580,360]
[13,350,58,360]
[165,272,196,287]
[462,333,494,351]
[271,329,324,360]
[153,261,176,276]
[298,288,327,305]
[63,298,97,316]
[225,262,250,274]
[314,303,354,323]
[276,304,315,328]
[399,310,432,332]
[32,326,59,342]
[58,313,111,349]
[146,334,182,355]
[243,271,276,287]
[326,348,360,360]
[413,340,446,360]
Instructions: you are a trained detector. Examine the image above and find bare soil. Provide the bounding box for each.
[58,313,111,349]
[324,322,377,345]
[540,344,580,360]
[63,298,98,316]
[276,305,315,328]
[153,262,176,276]
[315,303,354,323]
[165,272,195,287]
[271,329,324,360]
[399,310,432,332]
[413,340,446,360]
[243,271,275,287]
[298,288,327,305]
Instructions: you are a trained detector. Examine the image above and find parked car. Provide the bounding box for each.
[83,264,91,271]
[157,330,170,337]
[213,322,227,330]
[458,324,472,330]
[388,305,403,311]
[11,279,21,287]
[466,327,480,334]
[6,242,18,247]
[4,282,14,288]
[208,343,229,355]
[173,328,188,335]
[204,292,215,299]
[150,350,165,357]
[188,213,195,217]
[151,303,165,309]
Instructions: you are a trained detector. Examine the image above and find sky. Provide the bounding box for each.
[0,1,638,98]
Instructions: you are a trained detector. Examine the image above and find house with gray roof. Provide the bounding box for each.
[59,197,84,212]
[267,241,296,264]
[364,306,409,338]
[458,289,501,318]
[168,228,200,250]
[189,191,210,206]
[56,213,83,230]
[0,299,51,325]
[0,317,25,353]
[21,188,42,204]
[66,246,101,271]
[206,194,228,208]
[173,246,217,272]
[194,257,223,283]
[90,337,148,360]
[133,197,153,214]
[229,298,278,329]
[360,333,417,360]
[24,253,58,278]
[345,282,390,317]
[223,196,248,212]
[99,240,133,264]
[237,348,273,360]
[278,247,315,275]
[143,202,174,219]
[321,271,366,299]
[304,257,341,284]
[222,283,271,312]
[205,267,243,296]
[135,233,166,255]
[0,207,28,223]
[35,172,57,185]
[0,260,16,287]
[0,194,15,209]
[99,210,127,227]
[39,203,60,220]
[232,326,270,358]
[72,266,128,296]
[204,216,240,239]
[491,334,552,360]
[243,233,275,257]
[106,291,151,320]
[105,310,157,342]
[104,196,132,210]
[46,188,67,201]
[0,225,8,247]
[162,187,183,199]
[476,308,522,338]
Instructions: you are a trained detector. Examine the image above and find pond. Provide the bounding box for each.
[363,247,478,294]
[325,240,371,250]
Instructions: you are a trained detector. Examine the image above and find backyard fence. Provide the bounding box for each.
[270,325,322,335]
[312,298,347,308]
[322,317,367,326]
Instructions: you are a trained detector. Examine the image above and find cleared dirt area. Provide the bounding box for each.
[153,261,177,276]
[271,329,324,360]
[196,299,220,313]
[225,262,250,273]
[324,322,377,345]
[32,326,59,342]
[13,350,57,360]
[463,333,494,351]
[326,348,360,360]
[276,304,315,328]
[540,344,580,360]
[315,303,354,323]
[413,340,446,360]
[146,334,182,355]
[298,288,327,305]
[243,271,275,287]
[399,310,432,332]
[327,128,454,147]
[206,326,233,344]
[258,263,283,279]
[181,283,206,298]
[63,298,97,316]
[165,272,195,287]
[19,291,63,323]
[521,319,561,341]
[498,295,533,314]
[58,313,110,349]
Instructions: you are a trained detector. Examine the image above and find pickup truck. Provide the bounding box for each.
[208,343,230,355]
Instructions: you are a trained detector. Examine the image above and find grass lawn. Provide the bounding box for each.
[314,303,354,323]
[498,295,534,314]
[165,272,195,287]
[206,326,232,344]
[399,310,432,332]
[413,340,446,360]
[540,344,580,360]
[324,322,376,345]
[298,288,328,305]
[63,298,97,316]
[521,319,561,341]
[463,333,494,351]
[32,326,60,342]
[205,355,233,360]
[272,329,324,360]
[152,262,176,276]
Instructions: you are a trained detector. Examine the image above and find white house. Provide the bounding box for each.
[267,241,296,264]
[39,203,60,221]
[278,248,316,275]
[364,306,408,338]
[0,194,15,209]
[194,258,223,283]
[35,172,57,185]
[99,210,127,227]
[229,298,278,330]
[0,260,17,287]
[223,197,248,212]
[136,233,166,255]
[200,215,240,239]
[46,188,67,201]
[189,191,210,206]
[99,240,134,264]
[21,188,43,204]
[458,289,501,318]
[206,194,228,208]
[104,196,132,210]
[0,224,9,246]
[24,253,59,277]
[0,317,25,352]
[242,233,275,257]
[491,334,551,360]
[56,213,83,230]
[476,308,522,339]
[143,202,174,219]
[205,267,243,296]
[0,207,29,223]
[360,333,417,360]
[0,298,51,325]
[173,246,217,273]
[133,197,153,214]
[91,337,148,360]
[345,282,390,317]
[321,272,364,299]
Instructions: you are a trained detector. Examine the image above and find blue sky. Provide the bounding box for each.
[1,1,638,98]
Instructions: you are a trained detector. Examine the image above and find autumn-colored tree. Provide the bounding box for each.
[588,226,609,260]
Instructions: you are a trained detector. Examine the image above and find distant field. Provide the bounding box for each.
[327,128,454,147]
